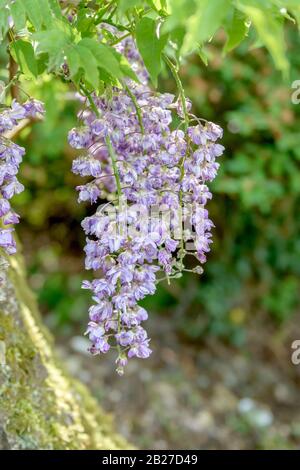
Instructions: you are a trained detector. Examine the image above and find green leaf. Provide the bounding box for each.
[22,0,43,30]
[75,8,97,36]
[97,68,116,87]
[224,9,249,53]
[136,17,168,86]
[33,29,69,69]
[118,0,144,12]
[65,46,81,78]
[183,0,232,53]
[0,1,9,40]
[237,0,289,73]
[10,39,38,78]
[10,0,59,31]
[10,0,26,31]
[112,50,139,82]
[78,38,123,80]
[169,26,185,58]
[36,54,48,75]
[76,44,100,89]
[38,0,55,27]
[162,0,197,34]
[48,0,63,19]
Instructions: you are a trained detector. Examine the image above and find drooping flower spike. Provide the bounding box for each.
[69,34,224,374]
[0,99,45,256]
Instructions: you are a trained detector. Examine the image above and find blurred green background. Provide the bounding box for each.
[1,24,300,449]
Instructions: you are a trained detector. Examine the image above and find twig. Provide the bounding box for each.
[7,28,20,101]
[4,118,31,139]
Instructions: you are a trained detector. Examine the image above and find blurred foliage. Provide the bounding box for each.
[1,25,299,341]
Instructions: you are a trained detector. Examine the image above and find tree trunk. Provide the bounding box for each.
[0,250,130,450]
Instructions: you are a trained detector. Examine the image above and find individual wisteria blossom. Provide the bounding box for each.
[69,32,224,374]
[0,99,45,257]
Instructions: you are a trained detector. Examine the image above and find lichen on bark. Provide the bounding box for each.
[0,250,130,450]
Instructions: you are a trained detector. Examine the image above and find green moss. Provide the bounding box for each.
[0,252,131,450]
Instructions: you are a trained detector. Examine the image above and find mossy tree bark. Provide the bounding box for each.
[0,250,130,450]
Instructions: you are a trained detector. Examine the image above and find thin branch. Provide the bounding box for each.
[123,82,145,134]
[163,53,189,130]
[7,28,20,101]
[4,118,31,140]
[105,135,122,197]
[8,54,19,101]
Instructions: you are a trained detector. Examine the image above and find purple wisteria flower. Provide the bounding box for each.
[0,99,45,257]
[69,33,224,374]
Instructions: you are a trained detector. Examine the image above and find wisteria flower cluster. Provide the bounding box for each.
[68,36,224,374]
[0,99,44,257]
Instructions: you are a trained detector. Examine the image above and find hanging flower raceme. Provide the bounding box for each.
[0,99,45,256]
[69,36,224,374]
